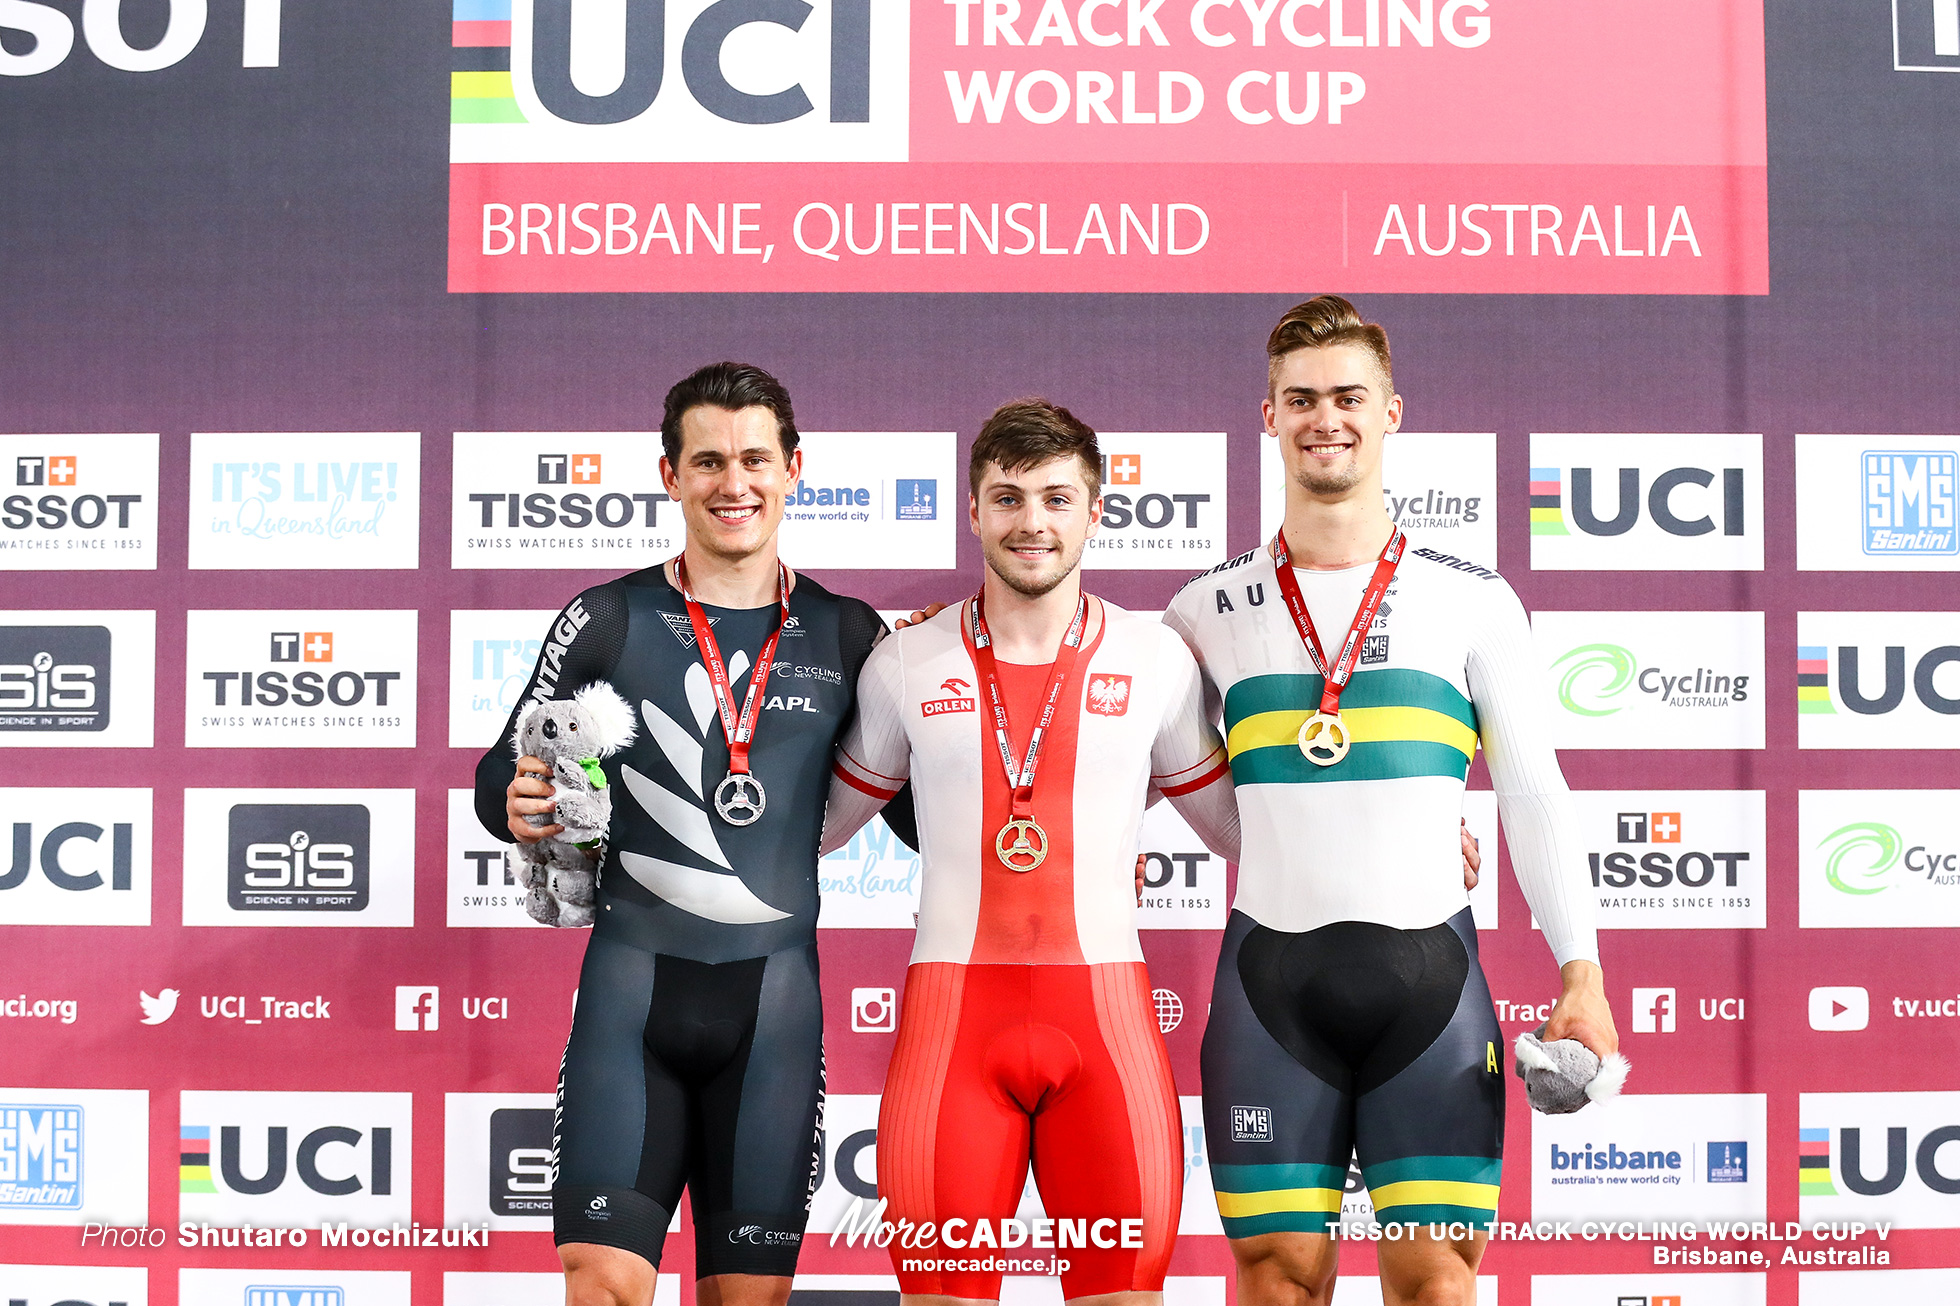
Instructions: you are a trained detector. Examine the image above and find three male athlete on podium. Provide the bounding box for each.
[478,297,1620,1306]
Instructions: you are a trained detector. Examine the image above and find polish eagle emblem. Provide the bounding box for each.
[1087,673,1132,716]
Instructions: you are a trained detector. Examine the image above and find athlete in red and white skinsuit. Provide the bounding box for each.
[821,403,1238,1306]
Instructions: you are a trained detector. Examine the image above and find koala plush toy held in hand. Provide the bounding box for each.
[1514,1025,1631,1114]
[510,681,636,928]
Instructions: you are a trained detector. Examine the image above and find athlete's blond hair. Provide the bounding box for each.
[1266,294,1394,396]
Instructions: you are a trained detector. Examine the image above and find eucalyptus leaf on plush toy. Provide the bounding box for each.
[509,681,636,928]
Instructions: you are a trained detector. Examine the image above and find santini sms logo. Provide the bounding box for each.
[0,1103,83,1210]
[1552,644,1749,716]
[1863,451,1956,555]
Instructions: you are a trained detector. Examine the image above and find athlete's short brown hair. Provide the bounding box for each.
[969,398,1102,500]
[1266,294,1394,396]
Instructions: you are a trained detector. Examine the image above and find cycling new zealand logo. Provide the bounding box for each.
[227,804,371,912]
[0,625,110,732]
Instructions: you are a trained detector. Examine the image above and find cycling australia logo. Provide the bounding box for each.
[1575,791,1764,930]
[1086,434,1226,572]
[1796,611,1960,749]
[0,788,153,926]
[1799,1091,1960,1228]
[451,433,676,569]
[0,611,154,748]
[186,611,417,749]
[1528,432,1763,571]
[1799,790,1960,929]
[188,432,421,570]
[179,1090,412,1225]
[1,435,159,571]
[183,789,416,928]
[1535,612,1763,751]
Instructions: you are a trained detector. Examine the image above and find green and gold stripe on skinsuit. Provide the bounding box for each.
[1210,1162,1348,1237]
[1361,1154,1501,1226]
[1223,670,1479,786]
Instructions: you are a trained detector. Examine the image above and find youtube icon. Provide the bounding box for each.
[1808,986,1870,1032]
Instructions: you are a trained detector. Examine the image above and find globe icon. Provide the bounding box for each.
[1152,988,1183,1034]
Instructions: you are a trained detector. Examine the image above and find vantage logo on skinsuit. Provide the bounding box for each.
[1569,791,1765,930]
[188,433,421,571]
[1795,611,1960,749]
[178,1091,412,1226]
[1084,433,1226,571]
[1532,1093,1767,1225]
[1795,436,1959,570]
[185,611,417,749]
[451,432,677,568]
[0,1088,148,1227]
[1798,789,1960,929]
[0,610,155,749]
[1259,432,1497,566]
[1532,611,1764,750]
[0,435,159,570]
[0,788,153,926]
[1527,432,1764,571]
[1799,1092,1960,1229]
[182,790,416,928]
[776,432,958,570]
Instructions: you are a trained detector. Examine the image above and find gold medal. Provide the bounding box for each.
[1296,710,1351,767]
[994,817,1049,872]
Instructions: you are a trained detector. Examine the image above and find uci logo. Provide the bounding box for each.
[0,0,284,76]
[517,0,878,127]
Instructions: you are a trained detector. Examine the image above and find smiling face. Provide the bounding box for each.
[970,455,1101,599]
[1264,343,1403,500]
[661,404,802,566]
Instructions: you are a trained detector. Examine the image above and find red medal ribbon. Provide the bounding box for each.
[968,593,1091,821]
[673,556,790,779]
[1269,529,1406,716]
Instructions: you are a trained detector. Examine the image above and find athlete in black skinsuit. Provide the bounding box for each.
[473,364,913,1300]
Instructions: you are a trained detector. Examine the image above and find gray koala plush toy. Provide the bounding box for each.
[1514,1024,1631,1114]
[509,681,636,928]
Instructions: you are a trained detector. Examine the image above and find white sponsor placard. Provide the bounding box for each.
[808,1093,882,1235]
[1799,1092,1960,1229]
[178,1091,413,1227]
[447,789,545,928]
[449,609,558,748]
[993,1277,1227,1306]
[189,433,421,570]
[1532,611,1765,750]
[1532,1273,1762,1306]
[451,432,678,569]
[0,1265,148,1305]
[1796,435,1960,571]
[1799,1268,1960,1305]
[1798,790,1960,929]
[185,611,418,749]
[179,1269,410,1306]
[1178,1095,1222,1236]
[444,1092,556,1230]
[1086,432,1228,572]
[1797,611,1960,749]
[182,789,417,928]
[0,609,155,749]
[781,431,957,571]
[1136,802,1228,930]
[1528,433,1764,571]
[1261,431,1498,566]
[0,434,160,570]
[1531,1093,1766,1223]
[0,789,153,926]
[446,1273,676,1306]
[1557,791,1767,930]
[1332,1280,1496,1306]
[818,816,921,929]
[0,1088,148,1227]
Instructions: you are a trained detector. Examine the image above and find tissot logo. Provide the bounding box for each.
[2,435,160,572]
[1570,791,1763,930]
[1533,611,1764,750]
[1895,0,1960,70]
[0,788,153,926]
[186,610,417,748]
[179,1091,412,1225]
[1800,1091,1960,1227]
[1528,433,1764,571]
[1799,789,1960,929]
[1085,433,1226,571]
[0,0,284,75]
[227,805,370,913]
[537,452,603,485]
[0,624,109,732]
[1134,803,1224,929]
[452,433,677,569]
[1796,612,1960,749]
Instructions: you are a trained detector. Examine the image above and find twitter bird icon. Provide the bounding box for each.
[140,989,179,1024]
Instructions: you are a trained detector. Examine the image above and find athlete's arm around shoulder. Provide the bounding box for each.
[1144,618,1240,862]
[821,619,913,855]
[1461,567,1617,1056]
[471,581,628,845]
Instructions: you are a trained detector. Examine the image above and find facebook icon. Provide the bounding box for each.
[1862,450,1957,555]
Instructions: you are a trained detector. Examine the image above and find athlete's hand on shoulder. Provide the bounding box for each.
[1461,818,1481,891]
[1544,959,1618,1059]
[1136,854,1147,906]
[506,756,564,843]
[894,602,950,630]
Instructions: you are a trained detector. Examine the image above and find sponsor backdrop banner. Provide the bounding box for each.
[3,2,1958,1303]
